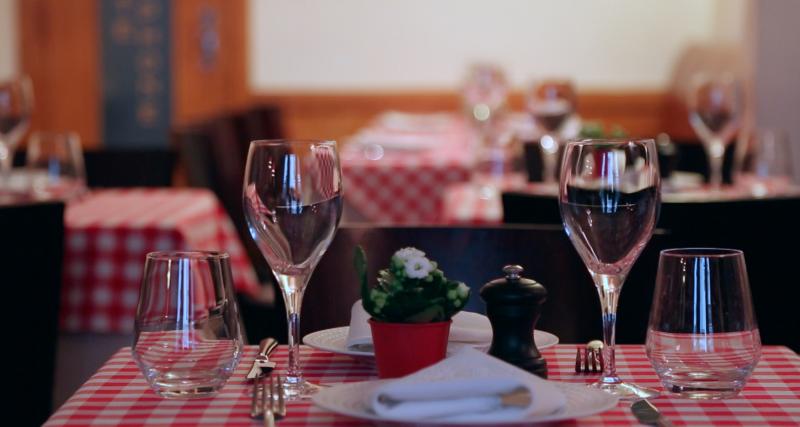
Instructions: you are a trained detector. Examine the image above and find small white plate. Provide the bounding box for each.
[303,327,559,358]
[312,379,618,425]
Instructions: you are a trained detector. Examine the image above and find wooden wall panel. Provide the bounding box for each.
[252,90,693,144]
[20,0,101,148]
[172,0,249,126]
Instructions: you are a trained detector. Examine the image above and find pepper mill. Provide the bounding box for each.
[480,265,548,378]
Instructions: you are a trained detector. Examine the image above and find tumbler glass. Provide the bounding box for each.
[646,248,761,399]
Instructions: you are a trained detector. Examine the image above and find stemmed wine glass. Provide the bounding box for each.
[526,79,576,184]
[687,74,742,189]
[243,140,343,399]
[461,63,509,133]
[0,76,35,174]
[559,139,661,399]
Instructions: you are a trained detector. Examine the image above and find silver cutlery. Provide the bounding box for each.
[247,337,279,380]
[631,399,674,427]
[575,340,604,374]
[251,374,286,425]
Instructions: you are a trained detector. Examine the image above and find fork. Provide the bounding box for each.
[575,340,604,374]
[251,375,286,425]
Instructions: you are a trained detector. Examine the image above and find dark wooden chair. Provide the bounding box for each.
[83,148,176,187]
[300,225,673,346]
[502,192,800,351]
[1,201,65,426]
[173,105,285,343]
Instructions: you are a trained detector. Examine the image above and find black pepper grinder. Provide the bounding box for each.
[480,265,548,378]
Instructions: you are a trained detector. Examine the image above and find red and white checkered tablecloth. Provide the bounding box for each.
[61,188,261,334]
[342,114,475,224]
[45,344,800,426]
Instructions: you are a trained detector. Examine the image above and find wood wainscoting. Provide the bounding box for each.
[252,90,695,144]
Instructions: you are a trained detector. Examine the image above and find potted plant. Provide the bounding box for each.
[355,246,471,378]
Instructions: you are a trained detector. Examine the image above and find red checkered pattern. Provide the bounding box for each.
[45,344,800,426]
[342,115,474,224]
[62,189,261,334]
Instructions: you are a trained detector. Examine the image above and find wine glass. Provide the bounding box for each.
[243,139,343,399]
[559,139,661,399]
[132,251,244,398]
[526,79,576,184]
[0,76,35,174]
[688,74,742,189]
[26,131,87,201]
[461,63,509,133]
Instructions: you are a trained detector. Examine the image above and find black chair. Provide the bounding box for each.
[1,201,65,426]
[503,192,800,351]
[300,225,672,346]
[84,149,176,187]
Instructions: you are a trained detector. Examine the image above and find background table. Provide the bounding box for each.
[61,188,261,334]
[46,344,800,426]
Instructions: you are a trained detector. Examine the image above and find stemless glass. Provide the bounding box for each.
[243,139,343,398]
[526,79,576,184]
[26,131,87,201]
[646,249,761,399]
[132,251,244,398]
[0,76,35,174]
[688,74,742,189]
[559,139,661,399]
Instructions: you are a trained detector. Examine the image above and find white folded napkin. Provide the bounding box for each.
[370,347,566,421]
[346,300,492,351]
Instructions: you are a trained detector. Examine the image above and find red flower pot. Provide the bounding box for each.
[369,318,452,378]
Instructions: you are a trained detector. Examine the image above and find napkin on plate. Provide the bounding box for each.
[370,347,566,421]
[346,300,492,351]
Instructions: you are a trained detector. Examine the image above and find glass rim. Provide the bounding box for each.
[145,251,231,261]
[660,248,744,258]
[566,138,656,147]
[249,139,336,147]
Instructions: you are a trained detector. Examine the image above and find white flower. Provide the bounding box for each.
[456,282,470,299]
[404,256,434,279]
[394,247,426,263]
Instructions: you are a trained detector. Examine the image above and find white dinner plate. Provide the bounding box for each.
[303,326,559,358]
[312,379,618,425]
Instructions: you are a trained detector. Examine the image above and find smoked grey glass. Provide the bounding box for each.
[646,248,761,399]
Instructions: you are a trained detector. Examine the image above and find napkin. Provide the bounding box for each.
[346,300,492,351]
[370,347,566,421]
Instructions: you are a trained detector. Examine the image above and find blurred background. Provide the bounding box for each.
[0,0,796,174]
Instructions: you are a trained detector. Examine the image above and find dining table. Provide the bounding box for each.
[61,187,262,334]
[44,344,800,426]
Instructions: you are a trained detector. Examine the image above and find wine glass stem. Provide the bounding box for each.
[707,139,725,189]
[0,140,11,175]
[595,273,623,381]
[276,274,308,386]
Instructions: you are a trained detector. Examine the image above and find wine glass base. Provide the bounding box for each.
[590,378,660,400]
[282,379,322,400]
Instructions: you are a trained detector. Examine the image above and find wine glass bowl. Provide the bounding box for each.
[559,139,661,399]
[461,63,509,128]
[0,76,34,173]
[688,74,743,189]
[526,79,576,183]
[243,139,343,399]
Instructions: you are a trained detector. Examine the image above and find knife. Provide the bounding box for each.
[246,337,279,380]
[631,399,674,427]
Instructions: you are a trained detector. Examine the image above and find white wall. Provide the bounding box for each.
[248,0,745,91]
[0,0,18,80]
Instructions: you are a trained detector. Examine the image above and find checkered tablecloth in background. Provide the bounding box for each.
[342,113,474,224]
[61,188,261,334]
[45,344,800,426]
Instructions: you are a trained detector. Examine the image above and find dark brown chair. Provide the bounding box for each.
[1,201,64,426]
[84,149,176,187]
[502,192,800,351]
[302,225,672,345]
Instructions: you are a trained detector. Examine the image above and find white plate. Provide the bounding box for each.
[303,327,559,358]
[312,379,618,425]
